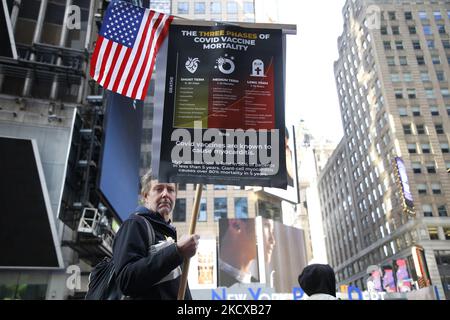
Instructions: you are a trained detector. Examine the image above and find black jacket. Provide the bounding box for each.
[113,206,192,300]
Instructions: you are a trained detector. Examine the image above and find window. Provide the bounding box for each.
[412,106,421,116]
[438,205,448,217]
[177,2,189,14]
[214,185,227,190]
[441,143,450,153]
[234,197,248,218]
[434,11,442,20]
[444,229,450,240]
[419,11,427,20]
[436,71,446,82]
[399,107,408,117]
[421,143,431,153]
[384,41,392,50]
[443,40,450,49]
[426,163,436,174]
[243,1,254,14]
[407,88,416,99]
[442,89,450,98]
[214,197,227,220]
[447,106,450,116]
[381,26,388,35]
[432,183,442,195]
[194,2,206,14]
[399,56,408,65]
[421,72,431,81]
[427,40,435,48]
[403,124,412,134]
[423,25,432,35]
[227,1,238,14]
[438,24,446,34]
[413,41,421,50]
[395,41,404,50]
[416,124,426,134]
[391,73,401,82]
[409,26,416,34]
[417,184,427,194]
[432,55,441,65]
[417,56,425,65]
[173,199,186,222]
[423,204,433,217]
[430,106,440,116]
[435,124,444,134]
[412,162,422,173]
[428,227,439,240]
[387,56,395,66]
[395,89,404,99]
[405,12,412,20]
[426,89,435,99]
[198,198,207,221]
[388,11,396,20]
[392,26,400,35]
[408,143,417,153]
[211,2,221,14]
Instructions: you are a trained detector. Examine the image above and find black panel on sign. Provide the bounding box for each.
[0,137,59,268]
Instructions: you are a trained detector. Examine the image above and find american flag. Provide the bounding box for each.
[90,1,173,100]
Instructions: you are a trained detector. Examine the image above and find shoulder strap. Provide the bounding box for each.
[135,213,155,248]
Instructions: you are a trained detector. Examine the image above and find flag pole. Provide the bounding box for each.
[177,183,203,300]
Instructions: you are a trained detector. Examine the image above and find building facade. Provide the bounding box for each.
[319,0,450,299]
[0,0,113,299]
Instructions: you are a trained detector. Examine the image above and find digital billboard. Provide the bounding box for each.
[0,137,63,268]
[98,92,144,221]
[393,157,415,216]
[187,238,217,289]
[218,217,307,293]
[258,217,307,292]
[218,218,260,287]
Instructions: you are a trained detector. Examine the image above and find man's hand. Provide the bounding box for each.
[176,234,200,259]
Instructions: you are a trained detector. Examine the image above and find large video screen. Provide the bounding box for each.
[218,217,307,293]
[0,137,63,268]
[98,92,144,221]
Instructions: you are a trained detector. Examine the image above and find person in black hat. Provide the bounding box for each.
[298,264,337,300]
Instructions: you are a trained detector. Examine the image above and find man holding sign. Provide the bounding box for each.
[113,170,200,299]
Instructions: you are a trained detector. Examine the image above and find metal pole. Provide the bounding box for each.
[77,0,96,103]
[50,0,72,100]
[22,0,49,97]
[10,0,21,31]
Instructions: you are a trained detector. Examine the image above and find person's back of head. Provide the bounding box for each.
[298,264,336,297]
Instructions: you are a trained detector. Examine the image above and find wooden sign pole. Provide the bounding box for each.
[177,183,203,300]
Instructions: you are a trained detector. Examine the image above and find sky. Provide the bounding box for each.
[274,0,347,143]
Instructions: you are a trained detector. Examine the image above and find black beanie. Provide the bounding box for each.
[298,264,336,297]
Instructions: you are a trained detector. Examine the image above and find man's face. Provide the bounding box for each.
[144,180,176,221]
[263,219,275,263]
